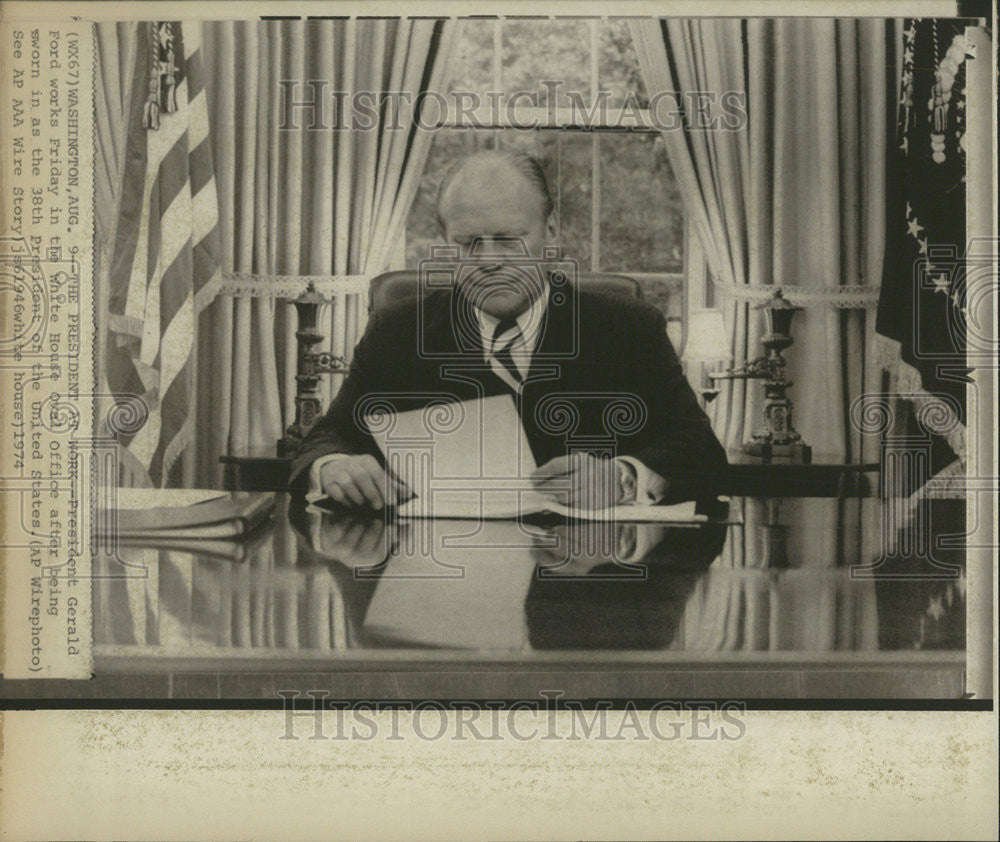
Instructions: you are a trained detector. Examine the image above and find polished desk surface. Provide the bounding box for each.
[5,493,967,701]
[220,450,880,497]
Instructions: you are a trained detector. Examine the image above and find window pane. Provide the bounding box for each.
[447,19,496,98]
[494,129,545,156]
[487,130,591,268]
[634,276,684,322]
[549,131,593,269]
[599,20,649,108]
[502,20,590,107]
[599,133,683,274]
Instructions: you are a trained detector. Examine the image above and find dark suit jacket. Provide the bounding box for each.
[291,285,728,502]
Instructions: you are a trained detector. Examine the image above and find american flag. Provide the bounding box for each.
[106,22,221,486]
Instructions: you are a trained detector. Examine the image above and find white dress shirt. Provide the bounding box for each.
[475,289,548,389]
[308,289,668,504]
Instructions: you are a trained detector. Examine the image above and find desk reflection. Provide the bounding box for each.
[93,495,966,661]
[298,512,728,651]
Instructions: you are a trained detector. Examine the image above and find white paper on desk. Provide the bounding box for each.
[567,501,705,522]
[365,395,538,516]
[364,396,718,523]
[394,495,707,522]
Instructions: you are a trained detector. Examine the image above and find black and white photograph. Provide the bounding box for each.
[0,1,996,838]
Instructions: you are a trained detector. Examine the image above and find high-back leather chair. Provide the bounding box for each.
[368,269,641,313]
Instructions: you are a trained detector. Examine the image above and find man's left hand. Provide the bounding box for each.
[531,453,628,510]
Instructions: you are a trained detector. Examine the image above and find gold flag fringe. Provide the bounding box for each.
[142,22,179,131]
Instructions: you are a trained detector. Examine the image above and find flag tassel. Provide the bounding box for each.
[143,74,160,130]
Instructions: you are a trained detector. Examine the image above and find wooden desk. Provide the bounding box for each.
[220,451,292,492]
[2,494,969,702]
[719,458,878,497]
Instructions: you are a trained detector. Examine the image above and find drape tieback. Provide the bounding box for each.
[716,284,881,309]
[215,273,373,299]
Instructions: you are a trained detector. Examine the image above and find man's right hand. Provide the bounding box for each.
[318,454,411,510]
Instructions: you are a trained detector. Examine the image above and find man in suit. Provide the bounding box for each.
[292,150,727,509]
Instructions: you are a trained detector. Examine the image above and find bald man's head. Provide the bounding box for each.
[435,151,557,319]
[436,150,554,230]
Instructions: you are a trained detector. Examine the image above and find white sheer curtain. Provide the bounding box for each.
[630,18,896,463]
[194,19,456,487]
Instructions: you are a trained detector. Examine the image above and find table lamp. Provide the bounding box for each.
[708,288,811,463]
[681,309,732,404]
[278,281,350,457]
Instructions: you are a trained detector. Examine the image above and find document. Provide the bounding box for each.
[394,491,706,523]
[365,393,536,491]
[363,395,709,521]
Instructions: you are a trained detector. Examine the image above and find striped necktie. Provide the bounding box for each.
[490,316,523,388]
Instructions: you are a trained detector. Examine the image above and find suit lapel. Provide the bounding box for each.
[419,288,508,397]
[527,284,576,381]
[425,283,580,399]
[418,289,464,357]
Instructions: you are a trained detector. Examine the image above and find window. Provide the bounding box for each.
[405,18,687,328]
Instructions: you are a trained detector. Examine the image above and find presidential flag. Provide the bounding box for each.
[106,22,221,486]
[876,18,971,421]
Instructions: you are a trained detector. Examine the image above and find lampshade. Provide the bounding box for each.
[681,309,732,363]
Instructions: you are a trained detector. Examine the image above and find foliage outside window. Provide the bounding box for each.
[405,19,686,322]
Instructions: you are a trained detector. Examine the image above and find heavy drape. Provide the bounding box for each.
[629,18,897,463]
[195,19,456,487]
